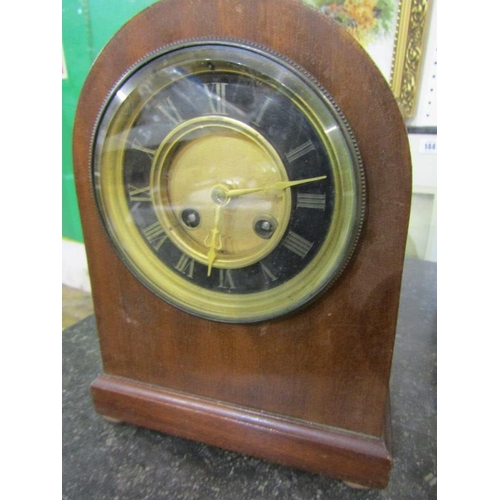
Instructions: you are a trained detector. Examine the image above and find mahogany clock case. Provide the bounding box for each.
[72,0,411,489]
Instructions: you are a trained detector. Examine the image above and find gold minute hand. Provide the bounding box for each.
[224,176,327,199]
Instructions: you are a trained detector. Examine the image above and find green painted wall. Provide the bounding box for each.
[62,0,157,242]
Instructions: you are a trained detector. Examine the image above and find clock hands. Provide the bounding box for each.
[220,175,327,199]
[204,204,223,277]
[203,175,325,276]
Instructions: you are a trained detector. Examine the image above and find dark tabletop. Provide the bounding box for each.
[62,257,436,500]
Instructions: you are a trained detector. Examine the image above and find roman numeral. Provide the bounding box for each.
[156,96,183,125]
[260,262,278,283]
[127,184,151,202]
[143,221,168,251]
[175,253,195,278]
[131,138,155,160]
[204,83,227,114]
[285,140,315,163]
[283,231,314,259]
[253,96,273,126]
[296,193,326,210]
[218,269,236,289]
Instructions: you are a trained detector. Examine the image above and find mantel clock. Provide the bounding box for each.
[73,0,411,488]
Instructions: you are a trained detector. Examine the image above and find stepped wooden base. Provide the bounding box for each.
[91,374,392,488]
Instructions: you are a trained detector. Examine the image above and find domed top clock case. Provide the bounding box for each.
[73,0,411,489]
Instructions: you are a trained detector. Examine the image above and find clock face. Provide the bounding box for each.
[93,40,365,323]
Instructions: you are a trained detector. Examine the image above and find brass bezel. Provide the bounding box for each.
[93,39,365,323]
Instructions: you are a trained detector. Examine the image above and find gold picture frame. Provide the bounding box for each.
[305,0,431,118]
[391,0,430,117]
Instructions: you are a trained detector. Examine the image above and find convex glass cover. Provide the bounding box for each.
[93,40,365,322]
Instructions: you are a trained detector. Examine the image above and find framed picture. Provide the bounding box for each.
[303,0,431,118]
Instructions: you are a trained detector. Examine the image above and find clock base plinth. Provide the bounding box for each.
[91,374,392,489]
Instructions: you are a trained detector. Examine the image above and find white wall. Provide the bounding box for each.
[406,0,437,262]
[62,239,91,291]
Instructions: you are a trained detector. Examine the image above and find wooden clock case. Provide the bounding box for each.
[73,0,411,489]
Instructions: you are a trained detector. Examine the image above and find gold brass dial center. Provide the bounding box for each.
[151,116,291,270]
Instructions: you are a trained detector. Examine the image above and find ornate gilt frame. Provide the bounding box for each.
[390,0,430,117]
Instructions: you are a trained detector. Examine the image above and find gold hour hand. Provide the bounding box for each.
[204,204,223,276]
[224,175,326,199]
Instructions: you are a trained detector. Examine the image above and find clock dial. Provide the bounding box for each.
[93,40,365,322]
